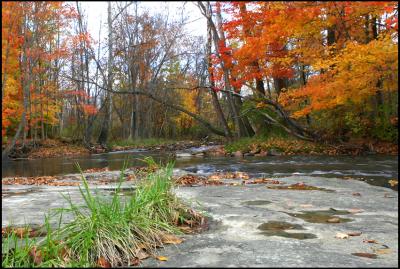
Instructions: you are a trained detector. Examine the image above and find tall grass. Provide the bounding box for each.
[2,159,203,267]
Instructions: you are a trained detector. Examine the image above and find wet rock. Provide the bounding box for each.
[244,152,254,157]
[233,151,243,158]
[176,152,192,158]
[255,150,267,157]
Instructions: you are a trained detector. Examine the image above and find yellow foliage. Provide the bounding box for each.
[281,35,398,118]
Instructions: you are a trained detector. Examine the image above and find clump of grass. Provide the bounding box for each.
[2,158,204,267]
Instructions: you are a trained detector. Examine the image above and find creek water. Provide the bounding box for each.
[1,149,398,189]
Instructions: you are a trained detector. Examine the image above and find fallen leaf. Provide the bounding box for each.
[351,252,377,259]
[29,246,43,265]
[208,174,222,180]
[326,217,340,223]
[300,204,313,208]
[363,239,378,244]
[388,179,398,187]
[135,249,150,260]
[161,233,183,245]
[136,243,148,250]
[97,257,111,268]
[156,256,168,261]
[14,227,30,238]
[130,258,141,266]
[335,232,349,239]
[234,171,250,180]
[348,208,363,214]
[374,248,392,255]
[347,231,362,236]
[178,226,193,233]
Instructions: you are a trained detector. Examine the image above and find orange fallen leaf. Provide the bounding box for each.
[29,246,43,265]
[178,226,193,233]
[161,233,183,244]
[351,252,377,259]
[156,256,168,261]
[97,257,111,268]
[363,239,378,244]
[130,258,141,266]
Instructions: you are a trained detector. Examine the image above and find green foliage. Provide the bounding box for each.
[241,100,290,138]
[108,138,175,148]
[371,116,398,142]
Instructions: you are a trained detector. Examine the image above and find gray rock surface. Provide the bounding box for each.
[2,174,398,267]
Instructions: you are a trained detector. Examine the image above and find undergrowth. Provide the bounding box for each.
[108,138,175,149]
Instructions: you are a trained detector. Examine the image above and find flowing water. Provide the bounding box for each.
[2,149,398,189]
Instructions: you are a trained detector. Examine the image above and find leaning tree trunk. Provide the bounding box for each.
[214,2,254,137]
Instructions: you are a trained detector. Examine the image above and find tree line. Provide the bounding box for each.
[2,1,398,157]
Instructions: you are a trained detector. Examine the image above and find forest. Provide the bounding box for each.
[2,1,398,156]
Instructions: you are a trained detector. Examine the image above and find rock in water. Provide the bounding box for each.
[233,151,243,158]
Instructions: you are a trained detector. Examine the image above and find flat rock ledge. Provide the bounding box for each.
[2,173,398,267]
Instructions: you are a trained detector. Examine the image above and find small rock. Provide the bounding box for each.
[176,152,192,158]
[347,231,362,236]
[254,150,267,157]
[233,151,243,158]
[244,152,254,157]
[335,232,349,239]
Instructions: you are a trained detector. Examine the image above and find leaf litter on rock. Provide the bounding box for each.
[156,256,168,261]
[351,252,378,259]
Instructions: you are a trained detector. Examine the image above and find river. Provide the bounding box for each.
[1,149,398,190]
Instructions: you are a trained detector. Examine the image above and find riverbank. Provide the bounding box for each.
[3,137,397,160]
[223,137,398,157]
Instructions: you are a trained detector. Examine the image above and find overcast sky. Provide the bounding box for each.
[76,1,207,42]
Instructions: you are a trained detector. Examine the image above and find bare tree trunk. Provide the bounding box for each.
[206,11,232,139]
[98,2,113,145]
